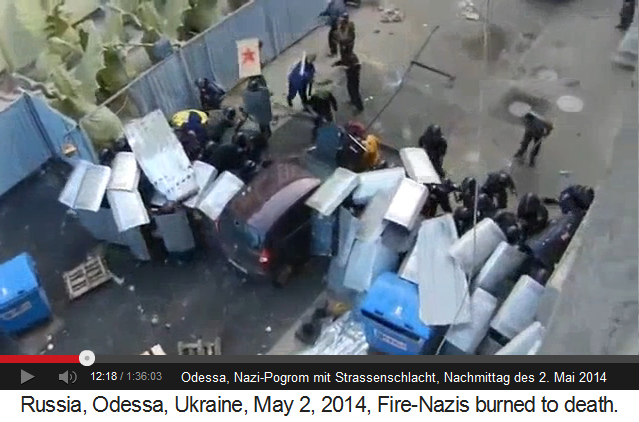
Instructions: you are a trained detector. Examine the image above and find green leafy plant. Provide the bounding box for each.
[178,0,220,41]
[14,0,87,80]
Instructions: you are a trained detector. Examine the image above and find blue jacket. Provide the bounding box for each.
[319,0,346,26]
[182,112,207,144]
[288,61,315,92]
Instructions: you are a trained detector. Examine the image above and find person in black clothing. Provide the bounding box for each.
[205,107,237,145]
[517,193,549,239]
[617,0,636,31]
[332,52,364,113]
[418,124,448,178]
[195,78,226,111]
[422,179,457,218]
[202,135,248,173]
[319,0,346,57]
[514,112,554,167]
[177,129,203,161]
[482,170,517,209]
[543,184,595,215]
[492,210,523,245]
[307,89,339,140]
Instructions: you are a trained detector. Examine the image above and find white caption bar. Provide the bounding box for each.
[6,390,635,421]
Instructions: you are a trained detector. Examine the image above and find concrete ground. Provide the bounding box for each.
[264,0,637,354]
[0,118,327,357]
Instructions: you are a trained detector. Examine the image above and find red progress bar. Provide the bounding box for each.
[0,355,79,363]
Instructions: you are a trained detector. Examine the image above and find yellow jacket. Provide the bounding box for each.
[171,110,209,127]
[362,134,380,169]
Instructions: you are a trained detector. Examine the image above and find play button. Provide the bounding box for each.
[21,370,35,385]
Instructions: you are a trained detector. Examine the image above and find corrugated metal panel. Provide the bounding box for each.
[124,110,198,202]
[305,167,359,216]
[58,160,91,208]
[204,18,240,89]
[0,97,53,197]
[342,238,400,293]
[262,0,296,54]
[27,94,97,163]
[183,161,218,208]
[128,54,196,117]
[106,190,150,232]
[311,211,336,256]
[73,164,111,212]
[154,210,196,253]
[352,167,405,205]
[416,215,471,326]
[490,275,545,340]
[471,241,527,297]
[282,0,325,46]
[76,209,151,261]
[196,171,245,221]
[444,288,499,354]
[356,190,391,242]
[179,37,218,90]
[400,147,442,184]
[107,152,140,191]
[336,207,359,266]
[228,1,276,63]
[449,218,507,277]
[383,178,428,230]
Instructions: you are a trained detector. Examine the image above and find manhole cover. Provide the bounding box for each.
[535,68,558,81]
[508,101,532,117]
[557,95,584,113]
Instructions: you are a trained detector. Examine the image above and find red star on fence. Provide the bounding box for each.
[242,48,256,64]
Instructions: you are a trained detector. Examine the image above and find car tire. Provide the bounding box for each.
[273,265,293,288]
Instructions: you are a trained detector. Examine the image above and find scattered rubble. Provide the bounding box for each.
[46,343,54,351]
[380,8,404,23]
[151,315,159,325]
[128,285,135,292]
[265,326,272,333]
[459,0,480,21]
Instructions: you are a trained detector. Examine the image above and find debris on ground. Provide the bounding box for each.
[165,323,171,329]
[137,305,144,314]
[380,8,404,23]
[46,343,54,351]
[316,79,333,87]
[151,315,159,325]
[128,285,135,292]
[459,0,480,21]
[141,344,166,355]
[111,273,125,286]
[62,255,112,301]
[178,338,222,355]
[265,326,272,333]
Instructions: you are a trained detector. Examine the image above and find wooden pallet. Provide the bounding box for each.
[141,344,166,355]
[63,256,112,301]
[178,338,222,355]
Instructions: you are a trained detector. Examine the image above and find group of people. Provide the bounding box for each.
[286,1,363,132]
[169,76,275,180]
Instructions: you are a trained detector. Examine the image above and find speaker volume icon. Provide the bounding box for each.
[59,371,77,385]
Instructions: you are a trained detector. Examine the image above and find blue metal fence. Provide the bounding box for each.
[114,0,327,118]
[0,93,97,198]
[0,0,326,198]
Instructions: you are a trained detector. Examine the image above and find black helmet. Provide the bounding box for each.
[460,177,477,194]
[114,136,129,152]
[234,132,248,148]
[577,186,595,208]
[341,12,349,19]
[431,124,442,137]
[517,192,542,217]
[99,148,114,165]
[223,107,236,121]
[505,225,522,244]
[248,79,260,92]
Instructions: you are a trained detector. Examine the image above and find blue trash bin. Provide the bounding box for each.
[360,272,435,355]
[0,253,52,335]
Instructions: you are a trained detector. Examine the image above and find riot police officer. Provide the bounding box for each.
[418,124,448,178]
[517,193,549,239]
[482,170,517,209]
[514,112,554,167]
